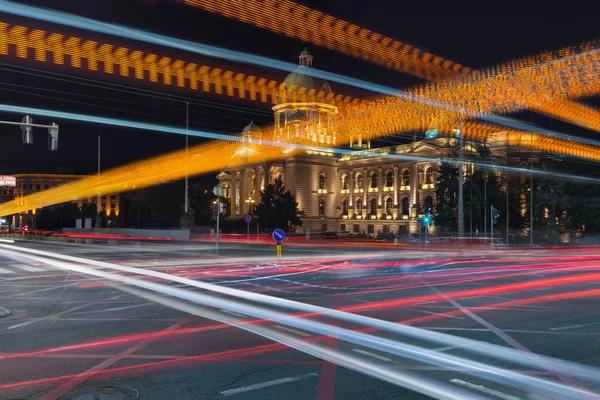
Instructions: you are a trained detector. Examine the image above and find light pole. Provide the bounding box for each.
[184,102,189,216]
[457,112,465,238]
[96,135,102,229]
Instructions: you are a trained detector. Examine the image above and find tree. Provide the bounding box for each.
[435,163,458,231]
[256,177,303,230]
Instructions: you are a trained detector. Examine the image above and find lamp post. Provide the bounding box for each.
[245,197,255,214]
[456,109,465,238]
[96,135,102,229]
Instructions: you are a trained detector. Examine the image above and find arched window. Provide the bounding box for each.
[385,197,393,213]
[370,172,377,188]
[250,174,256,193]
[318,199,325,216]
[356,198,363,213]
[424,166,433,184]
[386,171,393,187]
[356,173,363,188]
[402,170,410,187]
[424,195,434,213]
[318,173,326,190]
[370,198,377,215]
[341,174,349,191]
[402,197,409,216]
[342,199,348,215]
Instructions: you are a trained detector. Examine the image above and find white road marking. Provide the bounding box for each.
[408,309,465,320]
[549,322,600,331]
[219,309,247,318]
[450,378,522,400]
[0,268,15,274]
[220,373,318,396]
[12,265,44,272]
[351,348,393,362]
[550,324,583,331]
[68,303,154,315]
[274,325,311,337]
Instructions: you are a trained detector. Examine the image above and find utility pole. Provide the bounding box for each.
[96,135,102,229]
[457,121,465,238]
[530,130,534,246]
[483,139,487,238]
[505,135,509,245]
[184,102,189,215]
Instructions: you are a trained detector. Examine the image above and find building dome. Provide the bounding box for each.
[279,49,332,104]
[243,121,261,133]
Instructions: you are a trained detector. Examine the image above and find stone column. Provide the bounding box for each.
[377,167,383,209]
[349,171,354,206]
[254,167,261,203]
[412,163,419,208]
[239,169,246,214]
[393,166,398,206]
[231,170,238,216]
[362,169,368,217]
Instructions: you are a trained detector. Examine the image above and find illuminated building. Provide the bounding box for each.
[13,174,123,229]
[0,176,15,227]
[217,50,545,236]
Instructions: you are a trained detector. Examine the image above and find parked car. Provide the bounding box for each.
[317,231,339,239]
[376,232,396,241]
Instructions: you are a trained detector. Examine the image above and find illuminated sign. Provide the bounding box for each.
[0,176,15,187]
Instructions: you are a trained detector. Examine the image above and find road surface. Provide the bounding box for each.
[0,239,599,399]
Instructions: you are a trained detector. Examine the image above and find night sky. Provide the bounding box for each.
[0,0,598,175]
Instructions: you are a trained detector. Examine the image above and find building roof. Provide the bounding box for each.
[279,49,332,104]
[242,121,261,133]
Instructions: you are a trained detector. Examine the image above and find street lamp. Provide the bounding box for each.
[245,197,255,214]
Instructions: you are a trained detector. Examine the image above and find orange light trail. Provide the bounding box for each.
[0,21,360,109]
[181,0,600,133]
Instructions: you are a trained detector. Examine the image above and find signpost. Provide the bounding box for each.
[273,228,285,258]
[245,214,252,239]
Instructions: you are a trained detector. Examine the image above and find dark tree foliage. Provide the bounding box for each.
[434,163,458,231]
[256,177,303,230]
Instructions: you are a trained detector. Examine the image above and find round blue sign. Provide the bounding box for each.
[272,229,285,242]
[245,214,252,223]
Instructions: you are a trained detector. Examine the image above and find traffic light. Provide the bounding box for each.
[423,215,431,225]
[21,115,33,144]
[48,122,59,151]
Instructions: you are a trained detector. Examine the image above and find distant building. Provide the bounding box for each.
[12,174,125,229]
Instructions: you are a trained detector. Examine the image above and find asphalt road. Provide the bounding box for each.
[0,239,599,399]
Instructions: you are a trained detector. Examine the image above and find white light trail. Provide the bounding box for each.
[2,244,599,400]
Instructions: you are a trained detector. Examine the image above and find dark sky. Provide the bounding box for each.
[0,0,598,175]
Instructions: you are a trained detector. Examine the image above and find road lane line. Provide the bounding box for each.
[550,324,584,331]
[450,378,521,400]
[0,268,15,274]
[351,348,393,362]
[274,325,312,337]
[220,373,318,396]
[11,265,44,272]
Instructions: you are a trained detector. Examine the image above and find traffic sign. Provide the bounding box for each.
[245,214,252,223]
[210,203,217,211]
[272,229,285,242]
[212,184,223,196]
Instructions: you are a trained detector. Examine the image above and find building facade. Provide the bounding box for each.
[12,174,125,229]
[217,50,532,236]
[217,51,471,234]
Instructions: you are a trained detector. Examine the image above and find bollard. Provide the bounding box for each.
[276,242,282,258]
